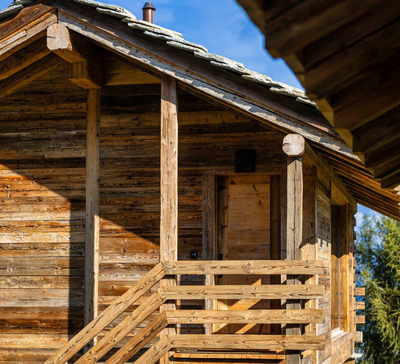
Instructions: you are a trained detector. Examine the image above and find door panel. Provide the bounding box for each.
[216,175,271,334]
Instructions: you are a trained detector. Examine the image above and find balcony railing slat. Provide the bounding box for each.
[164,285,324,300]
[169,334,325,351]
[163,260,324,275]
[166,309,325,324]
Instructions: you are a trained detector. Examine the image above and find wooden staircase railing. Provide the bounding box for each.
[45,260,326,364]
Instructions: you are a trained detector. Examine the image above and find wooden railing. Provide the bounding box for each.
[45,260,326,364]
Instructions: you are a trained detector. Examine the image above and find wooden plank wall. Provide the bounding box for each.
[0,61,288,362]
[0,63,87,362]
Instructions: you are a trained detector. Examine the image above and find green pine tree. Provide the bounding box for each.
[356,215,400,363]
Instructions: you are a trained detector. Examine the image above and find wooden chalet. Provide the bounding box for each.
[0,1,398,364]
[237,0,400,190]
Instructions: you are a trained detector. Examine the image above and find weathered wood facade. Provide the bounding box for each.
[0,1,394,363]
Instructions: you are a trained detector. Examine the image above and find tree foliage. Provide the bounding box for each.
[356,215,400,363]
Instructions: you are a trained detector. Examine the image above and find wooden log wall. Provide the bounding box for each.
[0,63,87,362]
[0,58,289,362]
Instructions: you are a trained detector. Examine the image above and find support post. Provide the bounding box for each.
[160,74,178,364]
[202,173,216,335]
[85,89,100,348]
[283,134,305,364]
[270,175,282,335]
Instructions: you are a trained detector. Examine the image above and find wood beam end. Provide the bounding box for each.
[68,61,103,89]
[283,134,306,157]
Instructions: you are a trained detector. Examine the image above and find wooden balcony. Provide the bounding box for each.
[45,260,326,364]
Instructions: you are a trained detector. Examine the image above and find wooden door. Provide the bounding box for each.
[216,175,271,334]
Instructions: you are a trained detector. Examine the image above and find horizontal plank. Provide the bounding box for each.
[356,288,365,296]
[169,334,325,351]
[166,309,325,324]
[163,260,324,275]
[0,257,84,275]
[0,334,70,349]
[163,285,324,300]
[0,289,83,308]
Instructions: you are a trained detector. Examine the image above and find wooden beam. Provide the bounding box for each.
[160,74,178,364]
[373,156,400,180]
[305,18,400,99]
[270,174,282,335]
[134,337,171,364]
[202,173,216,335]
[44,263,165,364]
[47,23,104,89]
[163,285,324,300]
[0,0,55,40]
[163,260,325,275]
[160,74,178,261]
[47,23,103,70]
[381,170,400,190]
[363,139,400,170]
[68,61,103,89]
[352,105,400,154]
[85,89,100,347]
[303,0,400,71]
[263,0,389,58]
[0,53,63,99]
[165,309,325,324]
[283,134,304,364]
[332,54,400,131]
[170,334,325,351]
[104,53,160,86]
[0,37,51,82]
[0,11,57,63]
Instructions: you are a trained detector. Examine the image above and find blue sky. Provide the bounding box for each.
[1,0,378,224]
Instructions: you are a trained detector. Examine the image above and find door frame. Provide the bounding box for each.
[202,172,284,334]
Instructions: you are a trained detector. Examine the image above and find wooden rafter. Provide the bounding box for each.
[236,0,400,191]
[0,53,63,99]
[0,37,51,82]
[0,11,57,62]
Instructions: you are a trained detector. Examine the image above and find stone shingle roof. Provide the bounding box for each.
[1,0,318,110]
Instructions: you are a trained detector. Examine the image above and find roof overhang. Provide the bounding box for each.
[236,0,400,191]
